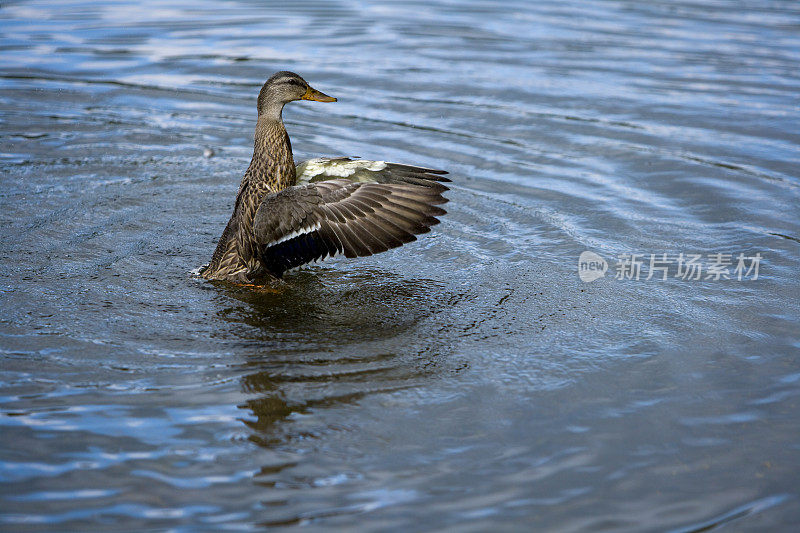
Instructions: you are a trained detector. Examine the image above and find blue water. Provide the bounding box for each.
[1,0,799,530]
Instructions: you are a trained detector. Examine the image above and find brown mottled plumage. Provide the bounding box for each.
[201,71,449,284]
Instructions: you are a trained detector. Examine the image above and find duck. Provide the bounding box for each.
[200,71,450,284]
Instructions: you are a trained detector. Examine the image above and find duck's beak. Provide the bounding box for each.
[302,85,337,102]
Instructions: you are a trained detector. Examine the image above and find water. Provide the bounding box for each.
[1,0,799,530]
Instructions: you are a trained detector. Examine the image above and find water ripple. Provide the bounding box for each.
[2,0,799,530]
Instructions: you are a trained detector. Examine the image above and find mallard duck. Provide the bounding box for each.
[201,71,450,284]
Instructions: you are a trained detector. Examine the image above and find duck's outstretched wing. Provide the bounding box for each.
[296,157,450,189]
[253,178,447,277]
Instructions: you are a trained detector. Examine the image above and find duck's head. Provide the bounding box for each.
[257,71,336,119]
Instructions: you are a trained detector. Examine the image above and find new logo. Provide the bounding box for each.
[578,251,607,282]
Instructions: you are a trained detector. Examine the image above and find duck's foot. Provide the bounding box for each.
[229,272,288,293]
[233,281,285,293]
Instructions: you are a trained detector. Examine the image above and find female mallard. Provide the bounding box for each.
[201,71,450,284]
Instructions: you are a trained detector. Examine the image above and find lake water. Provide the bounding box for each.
[1,0,799,530]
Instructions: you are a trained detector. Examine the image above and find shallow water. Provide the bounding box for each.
[1,0,799,530]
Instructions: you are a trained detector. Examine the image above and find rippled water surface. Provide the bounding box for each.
[2,0,800,530]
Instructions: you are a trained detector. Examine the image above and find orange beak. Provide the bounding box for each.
[301,85,337,102]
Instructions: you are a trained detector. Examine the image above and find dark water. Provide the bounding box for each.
[2,0,799,530]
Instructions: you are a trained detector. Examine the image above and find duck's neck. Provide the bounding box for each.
[246,115,295,192]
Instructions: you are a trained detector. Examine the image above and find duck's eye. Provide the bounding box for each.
[285,78,304,87]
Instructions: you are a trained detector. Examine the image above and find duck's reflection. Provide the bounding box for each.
[214,267,453,444]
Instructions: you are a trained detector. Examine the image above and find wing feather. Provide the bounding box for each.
[296,157,450,189]
[253,173,448,277]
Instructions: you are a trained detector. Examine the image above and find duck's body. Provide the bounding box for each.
[201,71,449,284]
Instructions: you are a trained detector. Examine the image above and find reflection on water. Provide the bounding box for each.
[217,269,445,344]
[1,0,800,530]
[223,270,452,445]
